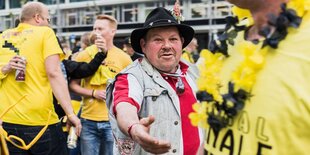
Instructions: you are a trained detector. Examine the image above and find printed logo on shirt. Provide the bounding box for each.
[2,40,19,53]
[116,138,136,155]
[205,111,272,155]
[1,31,29,54]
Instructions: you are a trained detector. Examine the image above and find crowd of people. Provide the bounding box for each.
[1,0,310,155]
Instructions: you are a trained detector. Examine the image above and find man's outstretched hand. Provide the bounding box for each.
[130,115,171,154]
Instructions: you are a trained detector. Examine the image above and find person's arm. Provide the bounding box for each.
[69,79,92,97]
[112,74,171,154]
[69,79,106,100]
[65,52,107,79]
[45,54,81,136]
[115,102,171,154]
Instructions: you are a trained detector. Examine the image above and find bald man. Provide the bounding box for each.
[0,2,81,154]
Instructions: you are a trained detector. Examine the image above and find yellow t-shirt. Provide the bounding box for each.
[205,12,310,154]
[0,64,8,86]
[0,23,64,125]
[75,45,132,121]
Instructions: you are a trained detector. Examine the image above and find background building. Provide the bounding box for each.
[0,0,233,50]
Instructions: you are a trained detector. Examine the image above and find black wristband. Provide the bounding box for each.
[97,51,107,59]
[91,89,95,98]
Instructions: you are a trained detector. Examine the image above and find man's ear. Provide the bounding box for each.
[181,37,185,45]
[34,14,41,23]
[111,29,116,35]
[140,38,146,54]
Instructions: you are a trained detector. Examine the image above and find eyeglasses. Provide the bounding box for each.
[43,17,51,23]
[0,95,52,150]
[46,18,51,23]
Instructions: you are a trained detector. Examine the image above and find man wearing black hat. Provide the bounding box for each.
[123,37,144,61]
[106,7,203,155]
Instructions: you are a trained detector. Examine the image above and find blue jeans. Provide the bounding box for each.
[3,122,67,155]
[80,118,113,155]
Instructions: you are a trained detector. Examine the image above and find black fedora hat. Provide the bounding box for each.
[131,7,194,54]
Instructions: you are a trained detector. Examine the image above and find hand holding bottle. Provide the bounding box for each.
[95,33,107,54]
[15,57,26,81]
[67,127,78,149]
[1,56,26,75]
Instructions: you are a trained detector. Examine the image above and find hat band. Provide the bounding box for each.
[147,19,178,28]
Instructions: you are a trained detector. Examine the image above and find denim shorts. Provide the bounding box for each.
[3,122,68,155]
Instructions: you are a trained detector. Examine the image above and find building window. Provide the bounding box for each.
[144,2,159,17]
[0,0,5,10]
[102,6,118,19]
[190,0,208,19]
[191,6,205,18]
[122,4,137,23]
[2,14,19,29]
[70,0,88,2]
[0,18,4,31]
[190,1,232,19]
[38,0,65,5]
[192,0,203,3]
[9,0,33,8]
[102,6,112,16]
[82,11,96,25]
[213,1,232,18]
[10,1,21,8]
[51,16,57,26]
[66,12,78,26]
[4,18,12,29]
